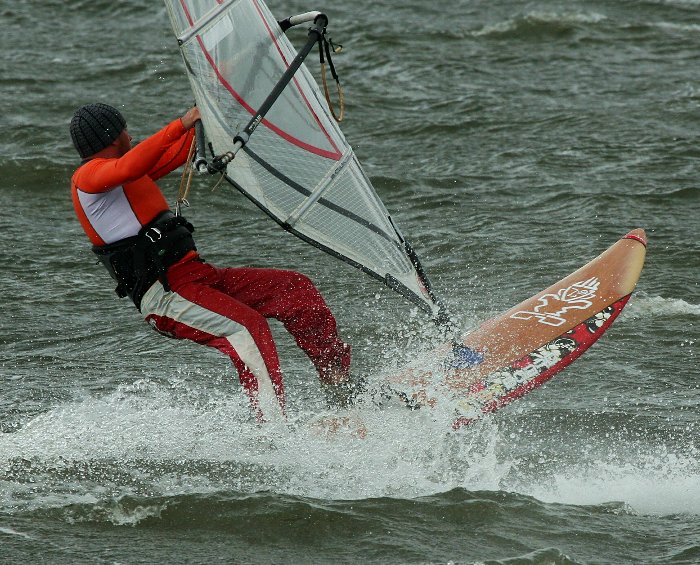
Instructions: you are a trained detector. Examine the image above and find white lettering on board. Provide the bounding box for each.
[510,277,600,327]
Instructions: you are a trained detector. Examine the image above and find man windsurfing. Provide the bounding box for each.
[68,102,352,421]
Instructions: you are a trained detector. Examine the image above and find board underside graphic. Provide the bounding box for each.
[386,229,647,428]
[450,295,628,429]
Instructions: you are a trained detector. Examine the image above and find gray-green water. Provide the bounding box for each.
[1,0,698,563]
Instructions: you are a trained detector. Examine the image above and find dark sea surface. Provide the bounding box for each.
[1,0,699,563]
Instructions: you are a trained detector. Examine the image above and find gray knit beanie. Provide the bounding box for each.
[69,103,127,158]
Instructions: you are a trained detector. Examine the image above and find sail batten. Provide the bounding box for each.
[177,0,237,45]
[164,0,443,318]
[242,147,403,247]
[284,150,353,227]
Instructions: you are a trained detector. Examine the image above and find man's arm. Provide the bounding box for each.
[76,108,200,193]
[148,107,201,181]
[148,128,195,181]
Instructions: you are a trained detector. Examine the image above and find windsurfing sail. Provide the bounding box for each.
[164,0,446,321]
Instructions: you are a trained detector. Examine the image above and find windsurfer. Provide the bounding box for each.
[68,103,352,421]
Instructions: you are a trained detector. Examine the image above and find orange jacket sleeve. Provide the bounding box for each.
[148,127,196,181]
[77,118,188,193]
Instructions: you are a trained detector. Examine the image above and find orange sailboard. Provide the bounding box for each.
[383,229,647,428]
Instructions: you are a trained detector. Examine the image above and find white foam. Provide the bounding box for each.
[473,11,607,37]
[625,294,700,318]
[655,0,700,7]
[654,21,700,33]
[63,500,168,527]
[1,378,697,517]
[0,526,34,540]
[521,448,700,516]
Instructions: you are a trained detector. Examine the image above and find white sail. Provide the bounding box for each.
[164,0,442,317]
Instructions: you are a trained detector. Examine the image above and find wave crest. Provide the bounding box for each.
[473,11,607,39]
[626,294,700,318]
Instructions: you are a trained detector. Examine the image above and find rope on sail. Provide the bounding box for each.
[175,133,197,217]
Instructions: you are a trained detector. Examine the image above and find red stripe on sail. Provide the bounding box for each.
[178,0,342,161]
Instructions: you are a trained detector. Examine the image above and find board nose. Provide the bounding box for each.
[623,228,647,247]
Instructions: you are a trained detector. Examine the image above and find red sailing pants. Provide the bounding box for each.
[139,258,351,421]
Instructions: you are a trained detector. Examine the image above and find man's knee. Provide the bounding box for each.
[283,271,317,292]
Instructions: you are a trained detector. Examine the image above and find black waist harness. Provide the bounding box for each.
[92,211,197,310]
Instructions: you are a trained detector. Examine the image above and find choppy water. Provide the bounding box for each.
[1,0,699,563]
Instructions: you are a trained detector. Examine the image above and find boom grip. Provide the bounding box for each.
[313,12,328,28]
[278,10,322,32]
[193,120,208,173]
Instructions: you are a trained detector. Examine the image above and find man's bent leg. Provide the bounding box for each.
[211,267,352,384]
[140,280,285,422]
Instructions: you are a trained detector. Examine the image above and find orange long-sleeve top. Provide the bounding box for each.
[71,118,194,246]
